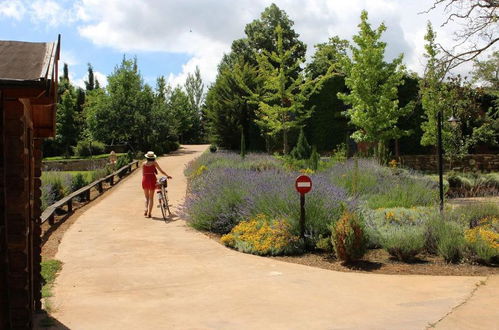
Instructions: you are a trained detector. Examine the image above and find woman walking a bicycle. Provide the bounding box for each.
[142,151,172,217]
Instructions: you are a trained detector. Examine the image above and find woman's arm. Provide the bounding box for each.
[155,162,172,178]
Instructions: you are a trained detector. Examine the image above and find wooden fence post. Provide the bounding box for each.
[97,181,103,193]
[67,199,72,213]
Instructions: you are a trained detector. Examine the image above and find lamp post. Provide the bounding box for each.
[437,111,459,212]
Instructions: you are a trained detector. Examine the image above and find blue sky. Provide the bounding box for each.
[0,0,491,89]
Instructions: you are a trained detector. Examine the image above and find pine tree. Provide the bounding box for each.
[255,25,313,154]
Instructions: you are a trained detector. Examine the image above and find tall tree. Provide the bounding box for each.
[306,36,349,79]
[184,66,205,142]
[243,3,306,67]
[420,22,450,148]
[472,51,499,92]
[254,25,313,154]
[56,90,78,155]
[205,57,264,150]
[86,57,143,147]
[63,63,69,81]
[85,63,95,91]
[420,24,497,158]
[170,86,192,143]
[338,10,413,160]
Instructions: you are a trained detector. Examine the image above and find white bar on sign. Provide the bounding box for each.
[297,182,311,187]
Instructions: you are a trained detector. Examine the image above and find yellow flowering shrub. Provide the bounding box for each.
[193,165,208,177]
[465,216,499,250]
[331,210,367,262]
[221,214,301,256]
[464,216,499,263]
[299,168,314,174]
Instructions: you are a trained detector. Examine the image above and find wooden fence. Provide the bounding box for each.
[41,160,140,226]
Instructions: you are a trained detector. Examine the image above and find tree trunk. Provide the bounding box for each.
[283,129,288,154]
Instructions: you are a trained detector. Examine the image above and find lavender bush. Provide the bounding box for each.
[184,153,355,243]
[328,158,438,208]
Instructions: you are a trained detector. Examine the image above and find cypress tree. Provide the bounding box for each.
[290,128,311,160]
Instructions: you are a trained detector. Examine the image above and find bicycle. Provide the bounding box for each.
[156,176,171,220]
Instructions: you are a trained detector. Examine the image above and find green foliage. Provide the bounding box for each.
[73,139,105,157]
[41,259,62,298]
[331,210,367,262]
[56,90,78,156]
[425,217,466,263]
[290,128,311,160]
[41,172,73,209]
[71,173,88,192]
[309,146,320,171]
[472,51,499,92]
[205,58,265,150]
[315,235,334,252]
[338,10,413,158]
[184,66,205,143]
[304,76,350,152]
[380,226,425,262]
[254,25,313,154]
[221,214,302,256]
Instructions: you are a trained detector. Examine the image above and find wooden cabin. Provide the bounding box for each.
[0,37,60,329]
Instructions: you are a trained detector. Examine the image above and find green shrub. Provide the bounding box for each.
[41,172,72,209]
[448,203,499,228]
[290,128,311,160]
[309,146,320,171]
[315,235,334,252]
[115,155,129,169]
[221,214,302,256]
[331,210,367,263]
[380,226,425,262]
[73,139,105,157]
[71,173,88,192]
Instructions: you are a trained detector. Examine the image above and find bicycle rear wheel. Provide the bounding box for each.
[158,191,168,220]
[162,186,171,216]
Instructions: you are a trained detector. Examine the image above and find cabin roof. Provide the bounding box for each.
[0,39,59,87]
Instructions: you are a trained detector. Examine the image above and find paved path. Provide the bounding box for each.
[48,145,497,330]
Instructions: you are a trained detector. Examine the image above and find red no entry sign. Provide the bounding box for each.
[295,175,312,195]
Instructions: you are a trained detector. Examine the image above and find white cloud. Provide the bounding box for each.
[11,0,492,84]
[0,0,26,20]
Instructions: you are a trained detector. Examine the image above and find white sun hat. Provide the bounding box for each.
[145,151,157,159]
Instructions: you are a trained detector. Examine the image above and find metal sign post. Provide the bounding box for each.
[295,175,312,239]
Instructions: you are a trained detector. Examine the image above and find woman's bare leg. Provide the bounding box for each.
[147,189,155,217]
[143,189,149,215]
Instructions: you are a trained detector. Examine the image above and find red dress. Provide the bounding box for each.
[142,163,157,190]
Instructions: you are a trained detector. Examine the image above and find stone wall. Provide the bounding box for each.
[42,158,109,171]
[399,154,499,172]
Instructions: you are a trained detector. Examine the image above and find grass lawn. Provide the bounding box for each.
[43,153,125,162]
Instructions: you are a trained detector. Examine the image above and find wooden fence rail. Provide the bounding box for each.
[41,160,140,225]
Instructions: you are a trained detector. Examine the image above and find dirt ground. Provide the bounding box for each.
[202,232,498,277]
